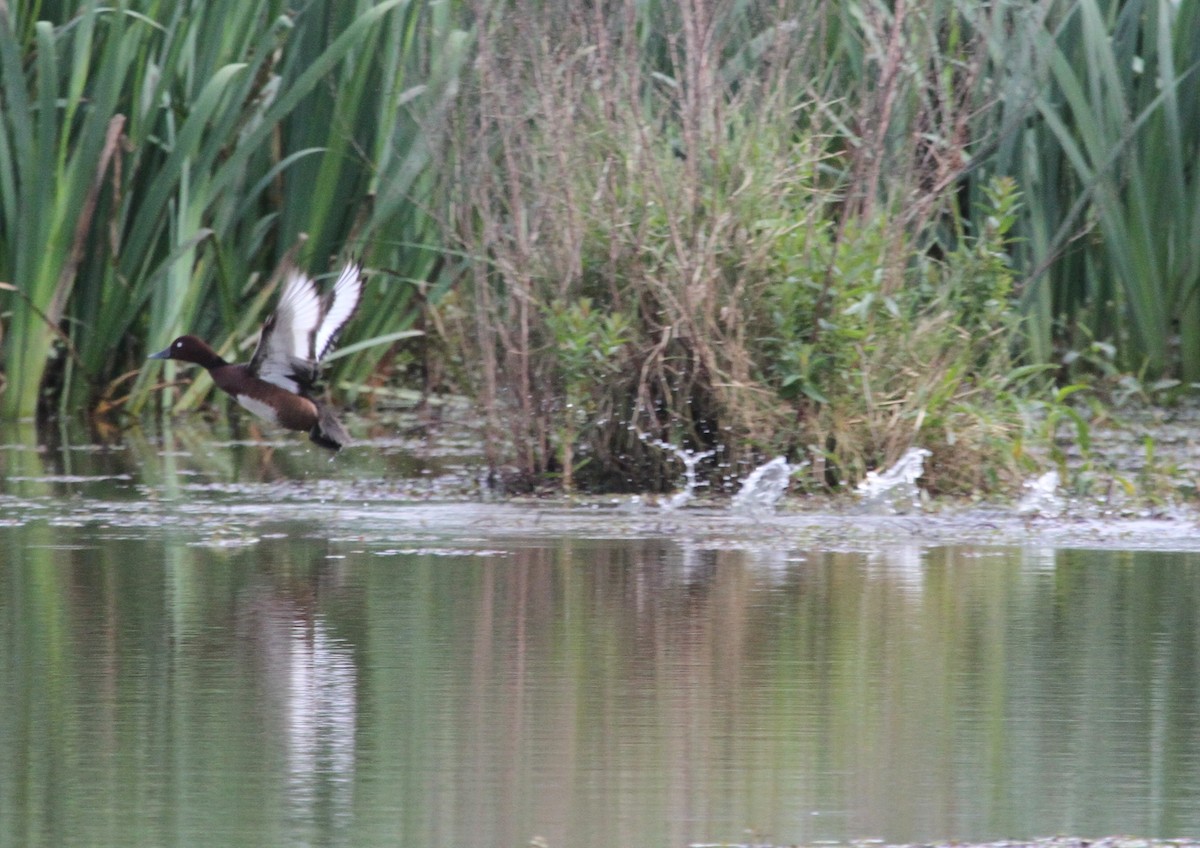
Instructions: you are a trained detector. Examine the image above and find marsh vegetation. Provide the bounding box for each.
[1,0,1197,496]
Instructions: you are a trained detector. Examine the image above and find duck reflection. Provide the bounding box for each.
[235,555,360,843]
[284,614,357,838]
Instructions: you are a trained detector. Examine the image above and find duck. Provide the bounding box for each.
[148,260,364,451]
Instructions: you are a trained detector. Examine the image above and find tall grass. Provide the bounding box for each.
[974,0,1200,378]
[0,1,467,420]
[450,0,812,487]
[435,0,1200,492]
[443,0,1039,491]
[4,0,1199,496]
[0,3,138,419]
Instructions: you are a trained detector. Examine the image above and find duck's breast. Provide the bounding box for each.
[234,385,319,433]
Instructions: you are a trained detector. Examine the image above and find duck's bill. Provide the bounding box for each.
[147,347,172,360]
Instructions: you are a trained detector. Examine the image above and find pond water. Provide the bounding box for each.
[3,419,1200,847]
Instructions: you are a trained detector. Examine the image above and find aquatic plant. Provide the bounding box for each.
[0,0,467,420]
[446,0,1046,494]
[543,298,632,492]
[973,0,1200,378]
[3,0,1198,505]
[440,0,1200,496]
[448,0,832,490]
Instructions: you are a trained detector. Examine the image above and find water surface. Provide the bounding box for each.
[2,420,1200,847]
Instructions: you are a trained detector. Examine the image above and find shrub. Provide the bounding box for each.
[445,0,1038,494]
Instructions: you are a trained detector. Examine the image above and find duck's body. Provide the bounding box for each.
[149,261,363,451]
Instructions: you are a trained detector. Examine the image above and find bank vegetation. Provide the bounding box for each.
[1,0,1197,495]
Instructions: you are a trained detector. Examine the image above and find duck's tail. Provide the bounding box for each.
[309,403,352,451]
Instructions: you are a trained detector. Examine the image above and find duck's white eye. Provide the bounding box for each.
[174,340,183,348]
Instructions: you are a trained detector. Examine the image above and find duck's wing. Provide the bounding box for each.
[248,269,323,392]
[314,261,363,362]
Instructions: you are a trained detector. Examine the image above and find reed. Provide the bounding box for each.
[0,0,467,420]
[0,3,142,419]
[975,0,1200,378]
[4,0,1198,496]
[443,0,1036,491]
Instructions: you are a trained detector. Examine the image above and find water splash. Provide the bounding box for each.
[1017,470,1063,517]
[856,446,931,513]
[659,447,716,511]
[631,427,715,511]
[731,457,796,513]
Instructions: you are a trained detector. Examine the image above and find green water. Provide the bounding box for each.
[2,422,1200,847]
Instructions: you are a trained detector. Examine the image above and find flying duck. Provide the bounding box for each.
[148,261,364,451]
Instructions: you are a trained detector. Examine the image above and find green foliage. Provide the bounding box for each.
[442,0,1200,495]
[4,0,1198,501]
[0,3,140,419]
[543,298,632,490]
[446,0,1062,494]
[544,299,632,401]
[975,0,1200,378]
[762,175,1033,490]
[0,0,468,420]
[449,5,826,487]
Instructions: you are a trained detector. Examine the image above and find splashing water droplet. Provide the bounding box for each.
[1017,470,1063,517]
[856,447,931,514]
[731,457,796,513]
[630,427,714,511]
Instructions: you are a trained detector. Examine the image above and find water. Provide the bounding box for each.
[857,446,931,513]
[631,428,715,510]
[3,421,1200,847]
[731,455,795,512]
[1018,469,1064,516]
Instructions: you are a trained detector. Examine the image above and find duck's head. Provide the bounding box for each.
[148,335,225,368]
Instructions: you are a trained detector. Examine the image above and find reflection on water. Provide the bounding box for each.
[282,604,358,840]
[1,422,1200,847]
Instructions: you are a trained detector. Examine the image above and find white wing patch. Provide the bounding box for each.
[248,261,363,394]
[314,262,363,361]
[276,270,324,360]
